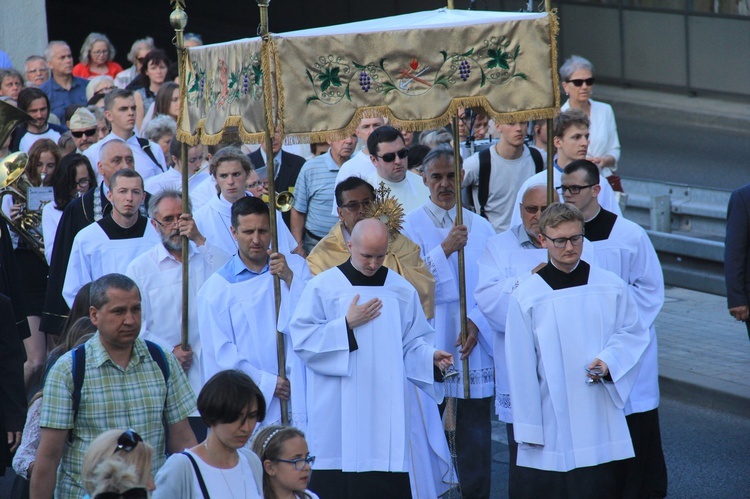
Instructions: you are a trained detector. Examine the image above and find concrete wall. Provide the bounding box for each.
[0,0,48,69]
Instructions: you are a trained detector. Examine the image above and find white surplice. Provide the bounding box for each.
[125,241,230,411]
[197,253,311,430]
[403,204,496,398]
[193,193,297,264]
[474,226,597,422]
[62,220,160,307]
[506,264,649,472]
[589,214,664,415]
[290,267,441,475]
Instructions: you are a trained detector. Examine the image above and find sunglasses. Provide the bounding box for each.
[114,429,143,453]
[71,128,97,138]
[567,77,595,87]
[522,205,547,214]
[375,147,409,163]
[94,488,148,499]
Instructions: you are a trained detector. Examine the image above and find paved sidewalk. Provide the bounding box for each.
[656,286,750,417]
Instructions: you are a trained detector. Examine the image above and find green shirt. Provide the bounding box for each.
[41,333,196,499]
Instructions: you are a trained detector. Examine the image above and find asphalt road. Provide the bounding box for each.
[615,109,750,192]
[484,394,750,498]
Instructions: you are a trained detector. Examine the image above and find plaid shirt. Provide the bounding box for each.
[41,333,196,499]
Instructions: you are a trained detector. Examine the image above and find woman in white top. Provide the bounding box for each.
[252,425,319,499]
[154,370,265,499]
[560,55,621,176]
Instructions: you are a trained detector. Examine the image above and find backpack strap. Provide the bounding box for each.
[476,148,492,219]
[69,344,86,442]
[527,144,544,174]
[182,452,211,499]
[145,340,170,384]
[137,137,165,172]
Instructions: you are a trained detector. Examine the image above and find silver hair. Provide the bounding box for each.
[86,105,107,122]
[126,37,155,64]
[24,55,46,72]
[420,129,453,150]
[184,33,203,46]
[99,138,129,161]
[559,55,595,82]
[85,75,115,101]
[142,115,177,143]
[44,41,69,63]
[90,273,139,309]
[148,189,191,219]
[79,32,116,66]
[421,145,456,174]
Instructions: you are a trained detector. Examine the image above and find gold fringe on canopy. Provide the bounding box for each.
[176,10,559,146]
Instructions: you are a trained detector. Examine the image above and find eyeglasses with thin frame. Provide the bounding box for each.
[522,204,547,215]
[556,184,595,195]
[567,77,595,87]
[276,455,316,470]
[71,128,97,138]
[153,215,180,228]
[76,177,92,188]
[114,429,143,454]
[339,199,373,212]
[375,147,409,163]
[91,50,110,57]
[541,233,585,248]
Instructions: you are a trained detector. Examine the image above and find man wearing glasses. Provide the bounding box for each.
[24,55,51,88]
[307,175,434,318]
[126,189,228,441]
[365,126,429,214]
[561,159,667,499]
[505,202,649,498]
[68,107,99,153]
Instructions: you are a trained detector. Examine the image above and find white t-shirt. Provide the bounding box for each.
[185,450,262,499]
[19,128,62,153]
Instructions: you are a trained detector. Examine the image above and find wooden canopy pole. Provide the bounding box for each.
[256,0,289,426]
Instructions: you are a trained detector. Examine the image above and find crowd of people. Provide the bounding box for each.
[0,31,670,499]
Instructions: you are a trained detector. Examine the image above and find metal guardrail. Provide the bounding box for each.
[621,178,729,296]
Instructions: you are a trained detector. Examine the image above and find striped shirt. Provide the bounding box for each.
[41,333,196,499]
[293,151,341,238]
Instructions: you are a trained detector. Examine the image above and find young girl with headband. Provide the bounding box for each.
[252,425,319,499]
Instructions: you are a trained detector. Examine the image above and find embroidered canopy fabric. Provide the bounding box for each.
[177,9,559,145]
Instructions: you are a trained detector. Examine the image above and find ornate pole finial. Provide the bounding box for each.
[256,0,272,36]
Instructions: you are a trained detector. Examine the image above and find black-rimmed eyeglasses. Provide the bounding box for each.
[541,233,585,248]
[556,184,595,195]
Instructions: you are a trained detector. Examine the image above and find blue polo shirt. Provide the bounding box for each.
[39,76,89,121]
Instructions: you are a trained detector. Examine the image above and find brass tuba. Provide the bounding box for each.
[0,100,46,261]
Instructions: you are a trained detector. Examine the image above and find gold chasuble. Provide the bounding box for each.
[307,221,435,319]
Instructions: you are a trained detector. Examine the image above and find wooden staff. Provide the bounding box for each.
[169,1,191,351]
[451,116,470,399]
[256,0,289,426]
[545,0,555,206]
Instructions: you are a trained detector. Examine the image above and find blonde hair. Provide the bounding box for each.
[81,429,154,495]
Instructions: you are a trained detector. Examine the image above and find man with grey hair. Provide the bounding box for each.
[32,273,197,499]
[115,37,155,89]
[24,55,50,88]
[39,41,89,121]
[42,140,149,335]
[63,169,160,307]
[84,88,167,180]
[403,147,496,498]
[126,189,229,439]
